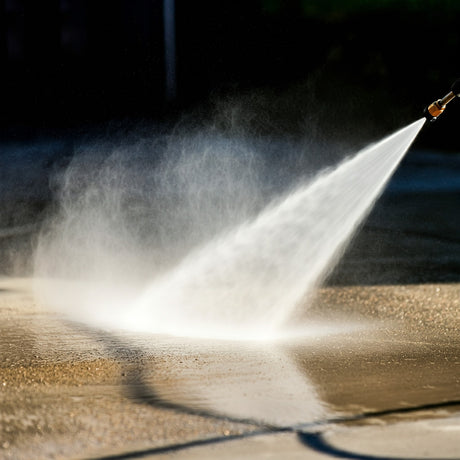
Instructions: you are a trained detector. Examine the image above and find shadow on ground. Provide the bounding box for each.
[79,325,460,460]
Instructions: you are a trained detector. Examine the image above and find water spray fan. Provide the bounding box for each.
[424,78,460,121]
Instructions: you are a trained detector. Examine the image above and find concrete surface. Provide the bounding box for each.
[0,278,459,459]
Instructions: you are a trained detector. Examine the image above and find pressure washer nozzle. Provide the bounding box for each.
[424,78,460,122]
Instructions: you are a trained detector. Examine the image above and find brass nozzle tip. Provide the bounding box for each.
[427,100,445,119]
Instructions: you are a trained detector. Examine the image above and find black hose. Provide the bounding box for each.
[451,78,460,97]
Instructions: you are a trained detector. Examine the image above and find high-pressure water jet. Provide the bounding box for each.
[37,83,450,341]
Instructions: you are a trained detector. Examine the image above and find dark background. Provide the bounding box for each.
[1,0,459,147]
[1,0,460,280]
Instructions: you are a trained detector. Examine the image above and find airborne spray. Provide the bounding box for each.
[34,119,425,340]
[132,119,425,339]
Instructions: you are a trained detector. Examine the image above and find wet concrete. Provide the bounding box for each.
[0,278,459,459]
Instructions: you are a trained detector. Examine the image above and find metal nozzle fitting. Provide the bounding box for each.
[424,78,459,122]
[425,100,446,120]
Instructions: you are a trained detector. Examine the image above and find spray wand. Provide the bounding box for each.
[424,78,460,121]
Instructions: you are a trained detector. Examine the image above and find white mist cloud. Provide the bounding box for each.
[33,119,424,340]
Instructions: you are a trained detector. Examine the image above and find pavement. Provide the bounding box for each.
[1,145,460,459]
[0,279,459,459]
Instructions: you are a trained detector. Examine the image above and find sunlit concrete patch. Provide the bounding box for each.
[299,412,460,459]
[141,431,320,460]
[131,412,460,460]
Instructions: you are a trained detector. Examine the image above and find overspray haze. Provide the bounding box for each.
[34,119,425,340]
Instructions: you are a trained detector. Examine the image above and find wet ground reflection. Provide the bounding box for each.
[93,332,328,428]
[93,312,459,431]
